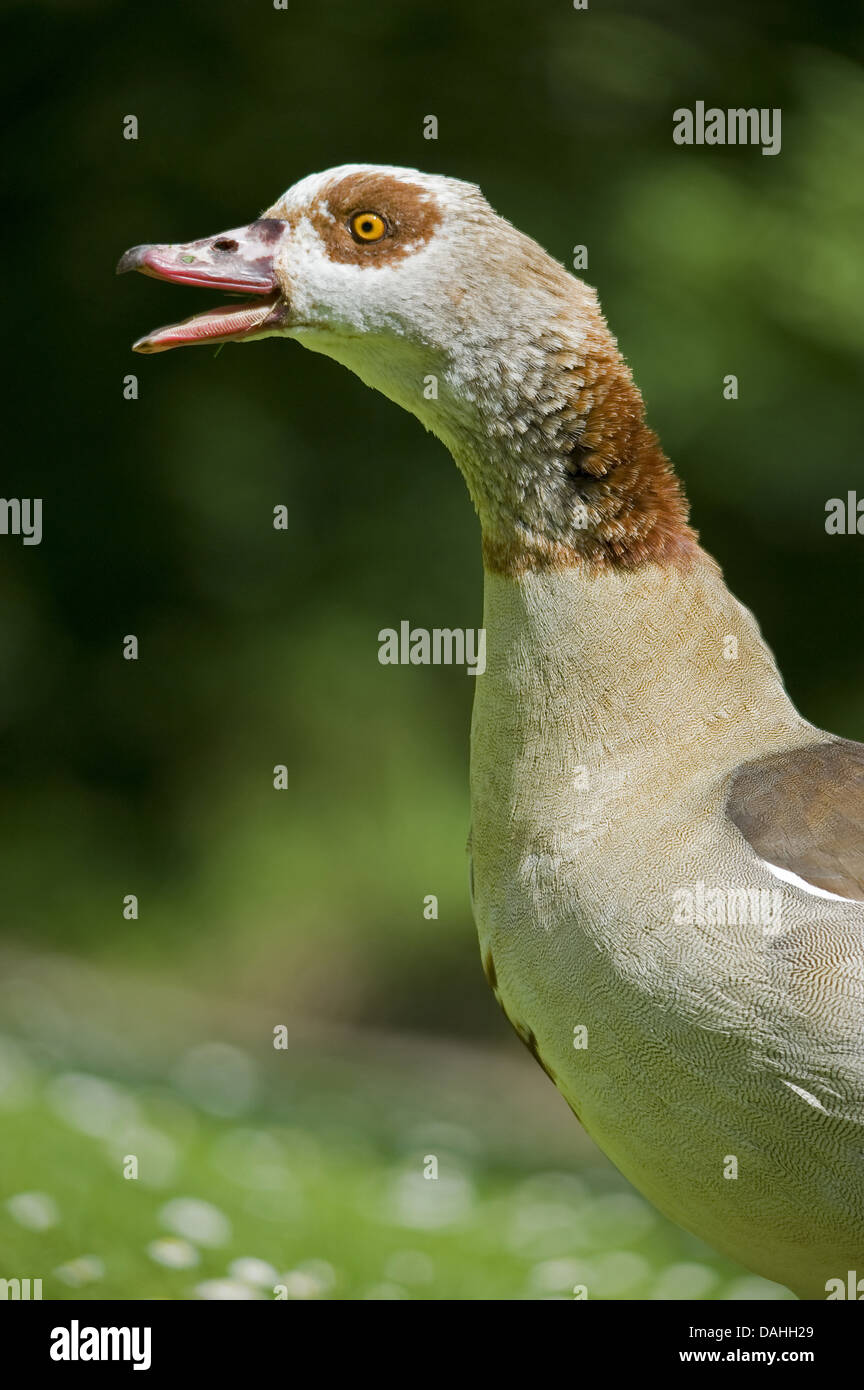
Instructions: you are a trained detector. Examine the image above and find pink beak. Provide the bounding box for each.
[117,217,289,353]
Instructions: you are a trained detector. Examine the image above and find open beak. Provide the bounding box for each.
[116,217,289,353]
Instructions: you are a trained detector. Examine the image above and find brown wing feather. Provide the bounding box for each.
[726,738,864,901]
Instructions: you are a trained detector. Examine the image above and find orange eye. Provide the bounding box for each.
[350,211,387,243]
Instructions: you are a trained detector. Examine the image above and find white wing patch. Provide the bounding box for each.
[783,1081,828,1113]
[762,860,859,904]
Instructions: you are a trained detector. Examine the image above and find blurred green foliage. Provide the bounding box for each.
[2,0,862,1035]
[0,1021,793,1301]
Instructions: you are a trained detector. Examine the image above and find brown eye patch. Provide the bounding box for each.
[310,172,442,267]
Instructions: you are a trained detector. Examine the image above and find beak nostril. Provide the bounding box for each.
[212,238,239,253]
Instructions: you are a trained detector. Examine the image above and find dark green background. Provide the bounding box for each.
[3,0,863,1033]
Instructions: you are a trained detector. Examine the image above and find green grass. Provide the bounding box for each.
[0,1027,795,1301]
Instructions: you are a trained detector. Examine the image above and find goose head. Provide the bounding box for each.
[118,163,694,572]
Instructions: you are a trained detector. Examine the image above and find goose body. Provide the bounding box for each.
[120,164,864,1298]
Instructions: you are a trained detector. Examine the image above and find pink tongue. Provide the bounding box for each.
[133,297,279,354]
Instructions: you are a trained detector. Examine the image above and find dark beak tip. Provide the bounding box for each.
[116,245,150,276]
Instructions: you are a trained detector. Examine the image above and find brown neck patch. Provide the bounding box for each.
[309,172,442,268]
[480,320,699,577]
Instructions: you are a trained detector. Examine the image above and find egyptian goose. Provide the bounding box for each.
[119,165,864,1299]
